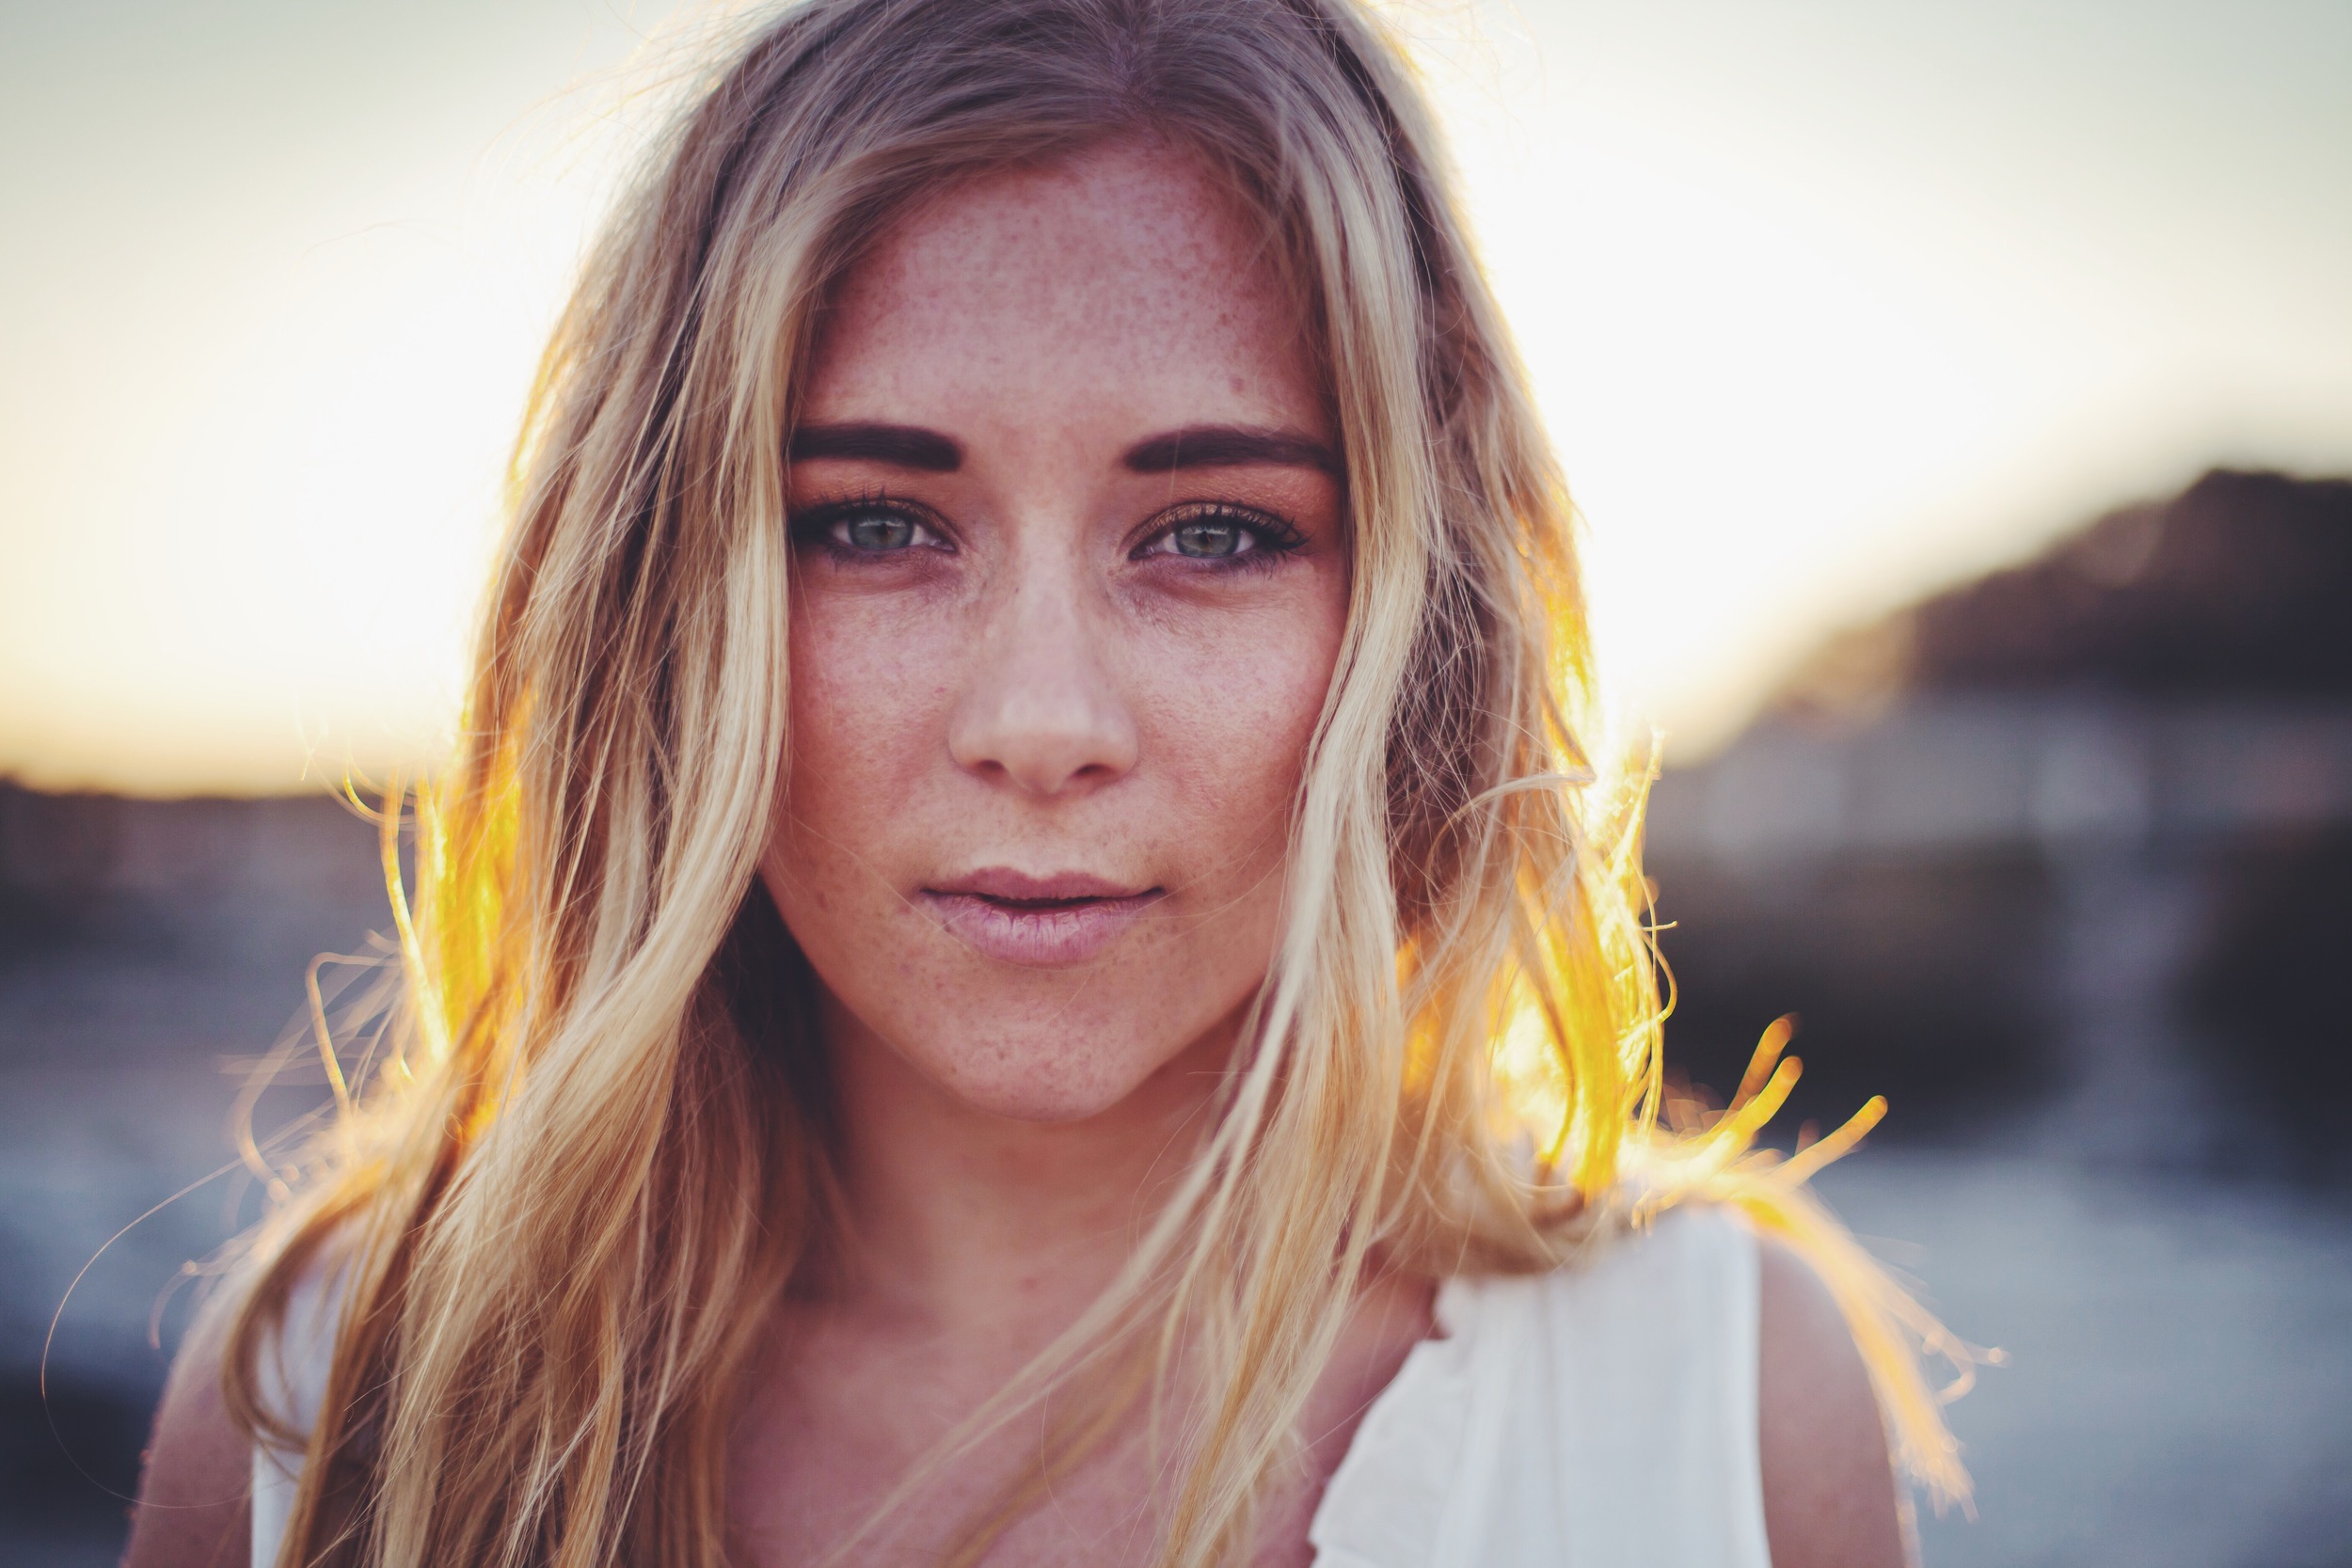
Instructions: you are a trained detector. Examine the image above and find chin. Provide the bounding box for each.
[799,913,1256,1127]
[917,1022,1181,1123]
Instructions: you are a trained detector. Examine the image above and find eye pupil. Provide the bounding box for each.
[1174,521,1244,558]
[845,513,914,550]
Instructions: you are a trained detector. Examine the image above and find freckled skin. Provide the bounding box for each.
[121,140,1419,1568]
[760,144,1348,1123]
[731,143,1427,1568]
[121,139,1899,1568]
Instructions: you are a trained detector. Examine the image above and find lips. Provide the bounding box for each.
[919,868,1165,967]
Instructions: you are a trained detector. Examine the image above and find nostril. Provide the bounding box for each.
[948,689,1139,797]
[946,595,1141,792]
[988,728,1132,798]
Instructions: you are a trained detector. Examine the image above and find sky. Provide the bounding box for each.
[2,0,2347,796]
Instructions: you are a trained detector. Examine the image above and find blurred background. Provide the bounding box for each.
[3,1,2348,1562]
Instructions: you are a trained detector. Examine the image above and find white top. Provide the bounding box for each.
[1308,1204,1770,1568]
[254,1204,1768,1568]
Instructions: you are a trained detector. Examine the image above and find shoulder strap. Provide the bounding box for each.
[1312,1204,1770,1568]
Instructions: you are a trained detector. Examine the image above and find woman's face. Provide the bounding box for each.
[760,141,1347,1124]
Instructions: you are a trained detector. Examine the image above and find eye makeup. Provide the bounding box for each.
[787,491,1311,576]
[789,490,956,562]
[1131,502,1308,574]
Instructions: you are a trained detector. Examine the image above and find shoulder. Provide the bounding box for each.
[1755,1231,1909,1568]
[1467,1205,1905,1566]
[124,1279,252,1568]
[1480,1198,1760,1349]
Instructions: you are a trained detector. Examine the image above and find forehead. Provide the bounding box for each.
[803,141,1325,436]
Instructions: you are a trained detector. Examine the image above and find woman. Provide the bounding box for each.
[128,0,1969,1563]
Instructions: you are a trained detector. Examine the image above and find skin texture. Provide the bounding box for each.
[757,152,1349,1132]
[124,140,1905,1568]
[122,1291,249,1568]
[736,139,1407,1567]
[1759,1237,1914,1567]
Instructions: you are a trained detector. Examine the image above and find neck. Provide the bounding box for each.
[813,990,1235,1342]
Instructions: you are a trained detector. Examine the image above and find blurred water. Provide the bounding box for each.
[2,800,2348,1564]
[1818,1151,2352,1568]
[0,791,372,1563]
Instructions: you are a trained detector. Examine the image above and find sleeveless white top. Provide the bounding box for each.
[254,1204,1768,1568]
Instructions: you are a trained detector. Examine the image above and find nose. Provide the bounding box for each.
[947,562,1139,798]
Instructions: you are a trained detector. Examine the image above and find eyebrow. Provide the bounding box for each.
[787,422,962,471]
[1121,425,1341,476]
[785,420,1338,476]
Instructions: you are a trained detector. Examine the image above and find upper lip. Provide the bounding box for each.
[924,868,1159,904]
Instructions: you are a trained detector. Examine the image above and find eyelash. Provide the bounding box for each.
[787,493,1307,572]
[1132,504,1306,573]
[790,490,953,561]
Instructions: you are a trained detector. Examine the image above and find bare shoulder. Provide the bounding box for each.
[1756,1233,1909,1568]
[123,1281,251,1568]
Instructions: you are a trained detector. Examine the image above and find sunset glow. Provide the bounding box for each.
[2,0,2346,793]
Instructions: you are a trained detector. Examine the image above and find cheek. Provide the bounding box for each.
[777,592,955,858]
[1133,579,1347,877]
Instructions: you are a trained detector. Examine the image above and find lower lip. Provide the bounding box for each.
[919,891,1163,968]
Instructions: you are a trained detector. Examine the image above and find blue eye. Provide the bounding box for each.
[1140,506,1303,567]
[838,511,919,551]
[1170,519,1248,558]
[797,499,946,556]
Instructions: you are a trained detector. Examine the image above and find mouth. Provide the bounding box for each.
[919,869,1166,968]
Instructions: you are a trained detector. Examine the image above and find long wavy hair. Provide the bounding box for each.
[222,1,1973,1562]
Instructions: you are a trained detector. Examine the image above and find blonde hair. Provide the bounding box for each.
[225,1,1973,1562]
